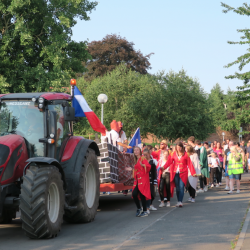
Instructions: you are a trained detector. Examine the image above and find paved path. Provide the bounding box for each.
[1,174,250,250]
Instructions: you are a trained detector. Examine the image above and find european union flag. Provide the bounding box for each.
[127,127,141,153]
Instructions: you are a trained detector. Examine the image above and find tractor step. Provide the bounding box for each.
[4,197,20,206]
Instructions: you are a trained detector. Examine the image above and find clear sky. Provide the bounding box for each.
[72,0,249,94]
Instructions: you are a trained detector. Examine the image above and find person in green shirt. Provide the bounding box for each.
[195,140,209,193]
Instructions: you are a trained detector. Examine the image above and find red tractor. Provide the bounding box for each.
[0,81,100,238]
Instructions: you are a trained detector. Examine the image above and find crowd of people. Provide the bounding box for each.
[132,137,246,217]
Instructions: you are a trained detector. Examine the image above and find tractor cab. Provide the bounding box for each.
[0,92,74,160]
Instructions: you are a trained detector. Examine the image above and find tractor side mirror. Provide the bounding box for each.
[64,106,75,121]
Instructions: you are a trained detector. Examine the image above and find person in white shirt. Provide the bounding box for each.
[208,152,220,187]
[117,121,128,152]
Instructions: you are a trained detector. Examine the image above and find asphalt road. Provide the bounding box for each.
[1,175,250,250]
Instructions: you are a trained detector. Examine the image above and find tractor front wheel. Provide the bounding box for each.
[20,165,64,239]
[64,148,100,223]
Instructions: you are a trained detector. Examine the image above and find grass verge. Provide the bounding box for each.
[230,203,250,249]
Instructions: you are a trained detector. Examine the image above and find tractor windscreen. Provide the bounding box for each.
[0,101,44,157]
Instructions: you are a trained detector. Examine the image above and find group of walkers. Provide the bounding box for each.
[132,137,246,217]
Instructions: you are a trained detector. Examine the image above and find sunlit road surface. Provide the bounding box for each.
[1,176,250,250]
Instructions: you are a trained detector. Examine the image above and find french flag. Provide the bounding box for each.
[73,86,107,135]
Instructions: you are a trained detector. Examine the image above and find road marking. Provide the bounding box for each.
[235,207,250,250]
[112,207,177,250]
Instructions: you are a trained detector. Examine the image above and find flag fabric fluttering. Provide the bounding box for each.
[127,127,142,153]
[73,86,107,135]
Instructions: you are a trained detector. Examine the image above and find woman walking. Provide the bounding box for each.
[214,142,224,186]
[186,146,201,202]
[209,152,220,187]
[157,150,171,208]
[132,146,151,217]
[163,142,196,207]
[143,148,158,213]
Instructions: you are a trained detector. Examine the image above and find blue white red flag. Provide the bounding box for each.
[127,127,142,153]
[73,86,107,135]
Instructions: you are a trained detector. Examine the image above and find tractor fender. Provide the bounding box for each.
[60,138,100,203]
[25,157,67,189]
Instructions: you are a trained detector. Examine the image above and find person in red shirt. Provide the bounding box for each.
[163,142,196,207]
[152,140,168,161]
[132,146,151,217]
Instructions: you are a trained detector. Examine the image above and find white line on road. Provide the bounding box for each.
[112,207,177,250]
[235,207,250,250]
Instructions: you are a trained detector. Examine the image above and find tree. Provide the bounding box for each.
[129,70,213,140]
[221,3,250,136]
[207,83,227,127]
[74,63,153,136]
[84,34,153,81]
[0,0,97,93]
[222,2,250,81]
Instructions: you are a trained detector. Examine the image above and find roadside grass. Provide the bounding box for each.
[230,204,250,249]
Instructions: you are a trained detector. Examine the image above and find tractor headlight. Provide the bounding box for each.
[38,97,44,103]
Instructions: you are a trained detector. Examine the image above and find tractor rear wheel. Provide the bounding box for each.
[20,165,64,239]
[64,148,100,223]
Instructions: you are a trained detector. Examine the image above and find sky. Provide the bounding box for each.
[72,0,249,94]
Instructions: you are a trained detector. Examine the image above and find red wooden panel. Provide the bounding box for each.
[100,183,133,192]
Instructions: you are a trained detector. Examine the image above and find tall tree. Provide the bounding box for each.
[0,0,97,93]
[207,83,227,127]
[221,2,250,136]
[84,34,153,81]
[129,70,213,140]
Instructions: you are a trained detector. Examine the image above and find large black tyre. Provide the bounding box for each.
[64,148,100,223]
[20,165,64,239]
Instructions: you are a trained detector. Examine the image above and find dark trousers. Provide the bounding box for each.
[132,185,147,211]
[210,168,219,184]
[146,184,156,208]
[199,174,207,189]
[217,162,223,183]
[187,180,196,198]
[159,172,171,202]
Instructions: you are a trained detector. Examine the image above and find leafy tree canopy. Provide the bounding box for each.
[129,70,213,140]
[207,83,227,127]
[221,2,250,136]
[84,34,153,81]
[0,0,97,93]
[74,65,213,140]
[222,2,250,81]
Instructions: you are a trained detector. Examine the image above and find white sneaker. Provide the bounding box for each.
[216,184,219,187]
[236,190,240,194]
[176,202,180,207]
[166,202,170,207]
[188,197,192,201]
[149,205,157,211]
[191,198,195,203]
[204,186,208,192]
[197,189,204,193]
[147,209,150,214]
[211,184,214,188]
[219,183,222,186]
[228,190,233,194]
[179,202,183,207]
[159,202,165,208]
[224,186,229,190]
